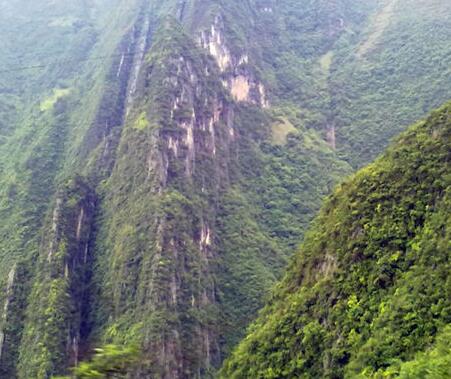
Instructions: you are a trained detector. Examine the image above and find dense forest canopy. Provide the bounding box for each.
[0,0,449,378]
[222,102,451,378]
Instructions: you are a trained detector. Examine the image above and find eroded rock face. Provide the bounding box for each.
[145,53,235,377]
[326,124,336,149]
[199,19,232,72]
[0,262,31,378]
[93,23,240,377]
[157,53,236,182]
[0,265,16,361]
[199,15,269,108]
[17,178,97,378]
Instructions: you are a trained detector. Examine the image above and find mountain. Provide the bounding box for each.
[0,0,450,378]
[221,102,451,378]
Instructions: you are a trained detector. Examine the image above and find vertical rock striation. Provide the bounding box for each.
[17,177,96,378]
[0,265,16,361]
[93,19,238,378]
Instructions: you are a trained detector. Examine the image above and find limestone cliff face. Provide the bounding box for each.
[198,15,269,108]
[5,3,276,376]
[0,262,29,379]
[0,266,16,361]
[84,6,278,376]
[0,1,381,377]
[91,20,240,378]
[77,6,154,179]
[17,177,96,378]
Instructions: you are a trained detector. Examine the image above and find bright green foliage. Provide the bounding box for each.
[0,1,150,376]
[396,326,451,379]
[270,117,297,145]
[40,89,72,112]
[53,345,140,379]
[215,103,351,354]
[221,103,451,378]
[132,112,150,131]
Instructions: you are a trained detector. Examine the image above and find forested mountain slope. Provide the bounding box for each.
[222,102,451,378]
[0,0,450,378]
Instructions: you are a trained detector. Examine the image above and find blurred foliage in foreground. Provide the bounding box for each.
[52,345,140,379]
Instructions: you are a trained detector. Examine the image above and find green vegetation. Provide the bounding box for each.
[0,1,146,376]
[215,103,351,355]
[40,88,71,112]
[0,0,450,377]
[132,112,150,130]
[396,326,451,379]
[53,345,140,379]
[90,19,231,377]
[18,177,95,378]
[332,0,451,166]
[221,102,451,378]
[270,117,297,145]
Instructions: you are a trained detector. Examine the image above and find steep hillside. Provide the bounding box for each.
[0,1,349,377]
[221,102,451,378]
[0,1,155,376]
[0,0,450,378]
[332,0,451,166]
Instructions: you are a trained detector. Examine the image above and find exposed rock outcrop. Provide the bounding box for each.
[199,15,269,108]
[17,177,96,378]
[0,265,16,361]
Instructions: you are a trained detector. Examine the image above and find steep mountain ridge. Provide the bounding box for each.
[0,1,155,376]
[91,21,236,377]
[0,0,450,378]
[221,102,451,378]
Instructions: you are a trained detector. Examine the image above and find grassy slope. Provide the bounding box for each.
[221,102,451,378]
